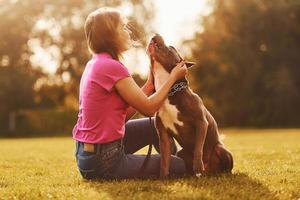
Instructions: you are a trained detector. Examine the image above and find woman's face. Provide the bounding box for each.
[117,19,131,52]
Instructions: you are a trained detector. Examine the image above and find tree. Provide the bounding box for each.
[187,0,300,127]
[0,0,44,132]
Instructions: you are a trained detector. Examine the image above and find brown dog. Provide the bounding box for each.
[147,34,233,177]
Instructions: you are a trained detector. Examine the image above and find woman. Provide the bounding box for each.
[73,7,187,180]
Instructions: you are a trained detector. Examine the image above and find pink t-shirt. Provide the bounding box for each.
[72,53,130,144]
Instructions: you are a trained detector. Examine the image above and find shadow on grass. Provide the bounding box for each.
[178,173,278,200]
[85,173,277,200]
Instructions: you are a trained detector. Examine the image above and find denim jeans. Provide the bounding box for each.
[75,117,186,180]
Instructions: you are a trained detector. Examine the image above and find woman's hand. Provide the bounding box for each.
[144,68,155,91]
[170,61,188,81]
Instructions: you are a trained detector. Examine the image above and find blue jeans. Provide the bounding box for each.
[75,117,186,180]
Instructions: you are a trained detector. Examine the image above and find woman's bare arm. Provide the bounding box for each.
[125,81,154,121]
[115,61,186,116]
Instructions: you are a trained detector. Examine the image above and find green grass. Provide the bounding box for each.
[0,129,299,200]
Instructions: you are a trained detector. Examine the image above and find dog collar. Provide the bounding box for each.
[168,81,188,96]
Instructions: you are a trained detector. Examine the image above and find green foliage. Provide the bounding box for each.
[35,83,67,108]
[4,108,78,136]
[187,0,300,127]
[0,0,45,131]
[0,129,299,199]
[0,0,43,67]
[0,67,39,131]
[0,68,35,111]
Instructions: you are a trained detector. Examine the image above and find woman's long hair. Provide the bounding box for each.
[84,7,130,60]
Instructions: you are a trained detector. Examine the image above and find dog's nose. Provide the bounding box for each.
[154,33,162,38]
[152,33,162,44]
[149,39,155,48]
[151,36,157,44]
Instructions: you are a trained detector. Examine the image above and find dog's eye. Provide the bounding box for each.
[156,43,163,49]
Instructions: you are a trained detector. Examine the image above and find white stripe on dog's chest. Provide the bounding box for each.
[158,99,183,134]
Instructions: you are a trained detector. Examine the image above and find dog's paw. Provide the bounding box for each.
[160,170,170,179]
[193,158,205,175]
[160,174,170,180]
[195,173,202,178]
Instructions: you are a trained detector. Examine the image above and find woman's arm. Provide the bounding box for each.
[125,79,154,121]
[125,69,155,121]
[115,61,187,117]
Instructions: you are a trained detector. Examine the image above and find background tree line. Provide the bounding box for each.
[0,0,299,136]
[187,0,300,127]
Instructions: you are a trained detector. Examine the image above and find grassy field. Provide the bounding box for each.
[0,129,299,200]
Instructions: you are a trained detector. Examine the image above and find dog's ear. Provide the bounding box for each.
[185,61,196,68]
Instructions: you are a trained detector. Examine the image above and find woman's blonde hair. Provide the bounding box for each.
[84,7,129,60]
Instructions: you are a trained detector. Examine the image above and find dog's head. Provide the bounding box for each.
[147,34,195,73]
[206,144,234,174]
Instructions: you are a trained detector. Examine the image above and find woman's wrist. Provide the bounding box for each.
[168,74,177,85]
[142,81,154,96]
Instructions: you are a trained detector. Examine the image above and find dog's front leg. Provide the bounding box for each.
[159,130,172,178]
[193,115,208,176]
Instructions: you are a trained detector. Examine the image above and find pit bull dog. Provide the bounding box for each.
[147,34,233,178]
